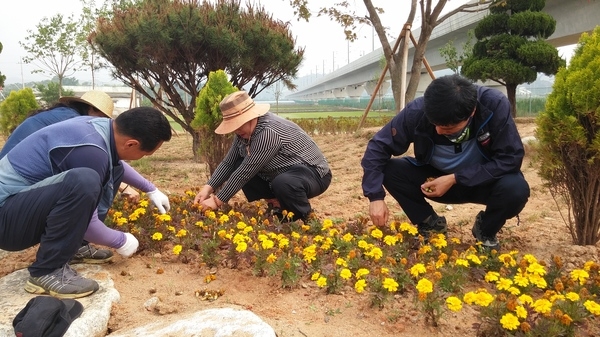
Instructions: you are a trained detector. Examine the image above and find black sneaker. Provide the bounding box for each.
[25,264,99,299]
[418,214,448,239]
[71,244,113,264]
[471,211,500,251]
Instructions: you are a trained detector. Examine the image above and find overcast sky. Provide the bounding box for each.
[0,0,574,87]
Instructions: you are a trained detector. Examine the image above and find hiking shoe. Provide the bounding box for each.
[25,264,99,299]
[471,211,500,251]
[71,244,113,264]
[417,214,448,240]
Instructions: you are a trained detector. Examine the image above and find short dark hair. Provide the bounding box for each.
[115,107,172,151]
[423,74,478,126]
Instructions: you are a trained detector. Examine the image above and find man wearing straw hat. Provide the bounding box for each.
[0,90,171,264]
[194,91,332,222]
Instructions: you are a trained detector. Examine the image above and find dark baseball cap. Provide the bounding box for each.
[13,296,84,337]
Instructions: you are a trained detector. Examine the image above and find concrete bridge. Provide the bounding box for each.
[285,0,600,101]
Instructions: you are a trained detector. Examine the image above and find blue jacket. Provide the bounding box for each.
[0,117,117,216]
[361,86,524,201]
[0,107,80,159]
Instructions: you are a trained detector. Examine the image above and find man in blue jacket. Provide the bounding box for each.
[361,75,530,251]
[0,107,172,298]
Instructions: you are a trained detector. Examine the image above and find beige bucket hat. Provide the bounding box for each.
[59,90,114,118]
[215,91,270,134]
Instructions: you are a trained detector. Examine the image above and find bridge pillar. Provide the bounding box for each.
[365,80,390,97]
[346,84,365,98]
[333,87,347,98]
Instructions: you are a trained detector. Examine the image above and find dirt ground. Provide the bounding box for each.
[1,117,599,336]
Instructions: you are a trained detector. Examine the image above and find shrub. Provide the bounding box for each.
[192,70,237,175]
[536,26,600,245]
[0,88,39,136]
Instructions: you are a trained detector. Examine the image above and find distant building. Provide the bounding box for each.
[62,86,140,115]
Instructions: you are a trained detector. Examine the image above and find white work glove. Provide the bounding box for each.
[147,189,170,214]
[116,233,139,257]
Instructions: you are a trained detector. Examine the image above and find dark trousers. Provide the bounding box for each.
[0,168,102,276]
[383,157,530,237]
[240,164,332,220]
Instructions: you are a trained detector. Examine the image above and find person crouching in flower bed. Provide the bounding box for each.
[194,91,332,222]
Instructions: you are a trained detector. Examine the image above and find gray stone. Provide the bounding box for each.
[0,264,119,337]
[109,307,276,337]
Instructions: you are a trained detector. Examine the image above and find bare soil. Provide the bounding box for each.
[1,118,599,336]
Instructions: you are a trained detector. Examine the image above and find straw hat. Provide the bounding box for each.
[215,91,270,134]
[59,90,114,118]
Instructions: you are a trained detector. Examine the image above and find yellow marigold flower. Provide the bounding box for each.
[416,278,433,294]
[341,233,353,242]
[167,225,175,233]
[500,313,520,331]
[311,272,320,281]
[172,244,182,255]
[583,260,596,271]
[446,296,462,312]
[128,213,139,222]
[529,274,548,289]
[381,267,389,275]
[485,271,500,283]
[410,263,427,277]
[357,240,369,249]
[236,221,247,230]
[303,244,317,263]
[227,209,235,216]
[565,292,580,302]
[116,217,128,226]
[355,268,370,279]
[533,299,552,314]
[513,272,529,287]
[430,235,447,249]
[321,219,333,230]
[313,235,324,243]
[291,232,301,239]
[261,239,274,250]
[151,232,163,241]
[550,294,565,302]
[158,214,171,222]
[382,277,399,292]
[383,235,398,246]
[475,291,495,307]
[418,245,432,254]
[335,258,347,267]
[463,292,476,305]
[217,229,227,238]
[466,254,482,265]
[583,300,600,315]
[139,200,149,207]
[523,254,537,264]
[266,253,277,263]
[399,222,418,235]
[366,247,383,260]
[206,211,216,220]
[370,228,383,239]
[570,269,589,285]
[195,220,204,227]
[527,262,546,276]
[316,276,327,288]
[218,214,229,224]
[507,287,521,296]
[455,258,470,267]
[497,278,513,291]
[286,211,294,220]
[450,237,461,244]
[185,190,195,197]
[340,268,352,280]
[355,279,367,293]
[515,305,527,319]
[278,237,289,249]
[243,226,253,234]
[518,294,534,306]
[321,237,333,250]
[498,253,517,267]
[175,229,187,237]
[235,241,247,253]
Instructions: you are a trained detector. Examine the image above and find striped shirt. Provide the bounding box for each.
[208,112,330,202]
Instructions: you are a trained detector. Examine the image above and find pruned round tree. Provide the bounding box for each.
[461,0,564,117]
[90,0,303,157]
[536,26,600,246]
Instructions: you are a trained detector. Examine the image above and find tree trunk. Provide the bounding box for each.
[191,130,202,162]
[506,83,517,118]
